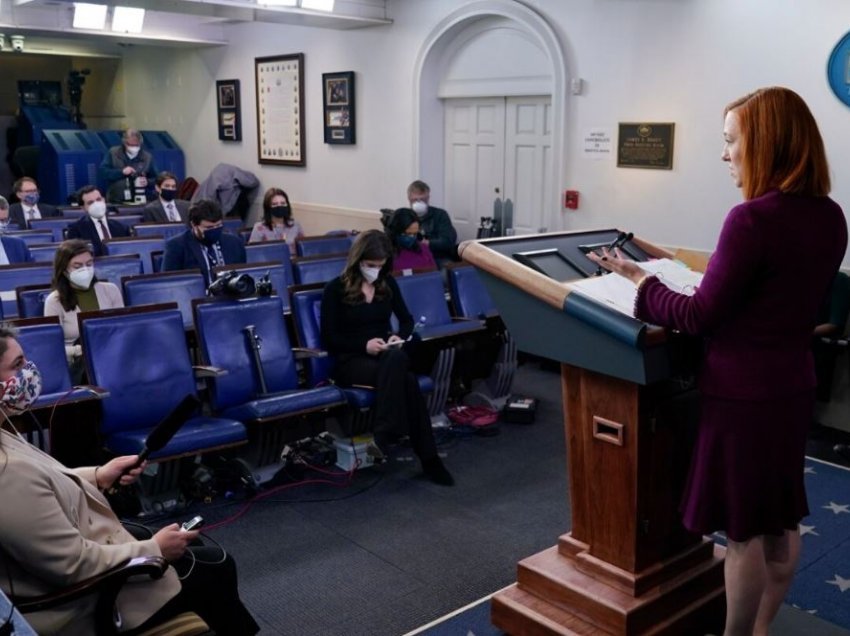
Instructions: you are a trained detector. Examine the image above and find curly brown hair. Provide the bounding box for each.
[340,230,393,304]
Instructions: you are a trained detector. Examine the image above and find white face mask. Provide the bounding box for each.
[125,145,141,159]
[411,201,428,217]
[68,265,95,289]
[359,264,381,284]
[87,201,107,219]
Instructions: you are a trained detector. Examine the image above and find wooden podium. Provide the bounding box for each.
[460,230,725,635]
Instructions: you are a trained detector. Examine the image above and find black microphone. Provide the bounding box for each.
[123,394,201,474]
[605,231,633,251]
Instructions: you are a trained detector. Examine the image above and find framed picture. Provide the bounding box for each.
[215,79,241,142]
[255,53,306,166]
[322,71,355,145]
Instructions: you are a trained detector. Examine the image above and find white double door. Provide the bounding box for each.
[443,95,552,242]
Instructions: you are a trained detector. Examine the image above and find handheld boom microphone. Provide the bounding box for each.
[125,394,201,472]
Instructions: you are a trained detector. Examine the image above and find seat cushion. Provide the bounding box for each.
[105,416,246,458]
[419,321,484,340]
[137,611,211,636]
[220,386,346,422]
[32,389,99,410]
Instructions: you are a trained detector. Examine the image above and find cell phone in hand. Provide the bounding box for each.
[180,515,204,532]
[385,340,404,349]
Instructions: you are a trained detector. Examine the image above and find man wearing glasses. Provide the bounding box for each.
[9,177,60,229]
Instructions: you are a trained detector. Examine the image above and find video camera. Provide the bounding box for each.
[208,270,273,298]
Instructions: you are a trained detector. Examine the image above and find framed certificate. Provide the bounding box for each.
[255,53,305,166]
[215,79,241,142]
[322,71,355,145]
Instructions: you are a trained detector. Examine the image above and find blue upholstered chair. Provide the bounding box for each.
[79,304,247,460]
[93,255,144,285]
[291,255,346,286]
[60,208,86,220]
[245,240,293,287]
[289,285,434,435]
[193,296,347,483]
[15,284,52,318]
[122,270,207,329]
[295,234,353,258]
[6,230,55,246]
[103,237,165,274]
[0,262,52,317]
[222,218,243,235]
[28,244,60,263]
[132,222,186,241]
[393,270,485,341]
[211,262,292,312]
[29,218,73,242]
[110,214,143,229]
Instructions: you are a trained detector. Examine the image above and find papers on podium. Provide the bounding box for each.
[569,258,704,318]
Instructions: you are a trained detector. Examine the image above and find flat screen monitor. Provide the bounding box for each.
[512,248,584,282]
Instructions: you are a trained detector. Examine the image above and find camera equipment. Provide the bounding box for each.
[68,68,91,127]
[255,273,273,297]
[208,270,256,298]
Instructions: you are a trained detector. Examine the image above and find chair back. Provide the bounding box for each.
[123,270,206,329]
[194,296,299,410]
[0,262,52,317]
[151,250,164,273]
[132,222,185,240]
[15,284,53,318]
[94,255,144,284]
[111,214,143,228]
[28,244,60,263]
[245,240,293,288]
[6,230,56,247]
[447,264,499,319]
[222,218,243,235]
[290,286,333,386]
[292,255,346,286]
[29,218,72,242]
[393,271,453,328]
[13,317,73,396]
[80,305,198,435]
[103,237,165,274]
[60,208,86,220]
[212,262,292,312]
[295,234,352,258]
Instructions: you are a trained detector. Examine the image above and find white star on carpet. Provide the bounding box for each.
[822,501,850,514]
[800,524,819,537]
[826,574,850,592]
[792,604,818,614]
[804,466,816,474]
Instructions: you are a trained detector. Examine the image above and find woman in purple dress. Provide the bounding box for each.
[385,207,438,273]
[590,87,847,635]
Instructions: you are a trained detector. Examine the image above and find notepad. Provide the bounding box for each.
[568,258,703,317]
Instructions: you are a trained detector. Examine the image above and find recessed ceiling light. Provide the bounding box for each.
[260,0,299,6]
[73,3,108,30]
[112,6,145,33]
[301,0,335,11]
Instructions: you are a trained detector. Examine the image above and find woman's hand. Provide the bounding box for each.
[587,247,647,285]
[153,523,199,562]
[96,455,147,490]
[366,337,387,355]
[386,335,404,346]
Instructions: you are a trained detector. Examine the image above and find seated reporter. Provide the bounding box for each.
[44,239,124,384]
[0,327,260,635]
[320,230,453,486]
[0,196,32,262]
[385,207,437,273]
[248,187,304,246]
[162,198,246,286]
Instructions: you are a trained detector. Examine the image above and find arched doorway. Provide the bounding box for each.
[413,1,569,240]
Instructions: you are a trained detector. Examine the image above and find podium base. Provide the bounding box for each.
[492,545,726,635]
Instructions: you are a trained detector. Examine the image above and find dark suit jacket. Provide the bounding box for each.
[142,199,190,223]
[8,202,60,230]
[0,235,33,263]
[163,230,246,285]
[65,216,131,257]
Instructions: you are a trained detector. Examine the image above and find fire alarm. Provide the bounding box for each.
[565,190,579,210]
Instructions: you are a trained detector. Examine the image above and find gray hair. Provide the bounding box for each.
[123,128,143,143]
[0,196,8,210]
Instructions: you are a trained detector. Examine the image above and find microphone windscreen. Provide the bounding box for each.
[145,394,201,453]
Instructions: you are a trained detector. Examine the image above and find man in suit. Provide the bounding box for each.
[163,198,246,286]
[406,179,458,267]
[0,196,33,263]
[65,185,130,257]
[142,171,189,223]
[8,177,60,229]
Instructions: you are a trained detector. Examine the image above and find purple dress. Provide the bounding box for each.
[635,190,847,541]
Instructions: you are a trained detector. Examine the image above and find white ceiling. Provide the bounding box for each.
[0,0,392,54]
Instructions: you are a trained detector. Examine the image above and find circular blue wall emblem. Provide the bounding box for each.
[827,31,850,109]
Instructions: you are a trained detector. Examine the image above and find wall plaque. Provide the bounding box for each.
[617,122,675,169]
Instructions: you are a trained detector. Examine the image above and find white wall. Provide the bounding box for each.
[120,0,850,261]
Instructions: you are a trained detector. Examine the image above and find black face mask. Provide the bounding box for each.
[270,205,291,219]
[160,189,177,202]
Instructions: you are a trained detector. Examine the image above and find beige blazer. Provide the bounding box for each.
[43,282,125,361]
[0,431,180,635]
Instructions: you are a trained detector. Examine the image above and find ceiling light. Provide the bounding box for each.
[73,3,108,30]
[260,0,298,6]
[301,0,335,11]
[112,6,145,33]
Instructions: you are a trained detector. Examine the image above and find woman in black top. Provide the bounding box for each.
[320,230,453,486]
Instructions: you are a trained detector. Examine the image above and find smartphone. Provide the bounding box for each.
[385,340,404,349]
[180,515,204,532]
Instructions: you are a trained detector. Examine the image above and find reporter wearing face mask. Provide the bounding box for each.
[162,198,246,286]
[65,185,131,257]
[99,128,159,204]
[44,239,124,384]
[385,207,437,273]
[142,171,189,224]
[248,187,305,246]
[0,196,33,262]
[0,328,260,635]
[9,177,60,229]
[406,179,458,267]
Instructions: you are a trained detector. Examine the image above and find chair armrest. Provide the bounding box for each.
[72,384,111,399]
[292,347,328,359]
[193,365,228,378]
[450,317,486,326]
[14,556,168,614]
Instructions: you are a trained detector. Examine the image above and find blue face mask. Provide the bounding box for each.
[22,192,39,206]
[201,227,223,246]
[398,234,418,249]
